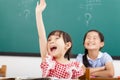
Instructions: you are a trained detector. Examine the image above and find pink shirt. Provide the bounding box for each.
[40,55,84,79]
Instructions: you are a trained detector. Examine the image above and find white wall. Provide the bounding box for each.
[0,56,120,78]
[0,56,42,78]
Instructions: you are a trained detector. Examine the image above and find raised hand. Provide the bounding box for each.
[36,0,46,13]
[35,0,47,61]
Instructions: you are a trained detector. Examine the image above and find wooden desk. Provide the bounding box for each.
[90,77,119,80]
[0,78,15,80]
[0,78,51,80]
[79,68,120,80]
[0,65,7,77]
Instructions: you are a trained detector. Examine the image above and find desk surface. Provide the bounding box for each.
[0,78,51,80]
[0,77,120,80]
[90,77,119,80]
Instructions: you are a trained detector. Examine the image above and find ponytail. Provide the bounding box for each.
[83,49,91,67]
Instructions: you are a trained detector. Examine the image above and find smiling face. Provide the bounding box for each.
[84,31,104,51]
[47,30,72,59]
[47,34,65,57]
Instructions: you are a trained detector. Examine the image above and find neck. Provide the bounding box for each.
[55,57,69,64]
[88,50,99,60]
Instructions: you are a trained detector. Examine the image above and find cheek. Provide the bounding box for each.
[84,40,87,43]
[46,45,49,50]
[58,41,65,46]
[84,41,87,46]
[46,45,50,53]
[84,45,87,49]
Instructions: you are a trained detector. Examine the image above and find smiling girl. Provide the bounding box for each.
[35,0,85,79]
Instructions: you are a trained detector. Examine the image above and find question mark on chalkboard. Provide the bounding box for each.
[84,13,92,26]
[24,9,30,19]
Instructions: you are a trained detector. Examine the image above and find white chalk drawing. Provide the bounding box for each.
[84,13,92,26]
[86,0,102,10]
[18,0,35,19]
[79,0,102,26]
[24,9,30,18]
[79,0,102,10]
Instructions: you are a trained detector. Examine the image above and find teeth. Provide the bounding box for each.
[50,47,57,52]
[88,43,94,45]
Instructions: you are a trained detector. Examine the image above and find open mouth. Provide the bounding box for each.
[50,46,57,52]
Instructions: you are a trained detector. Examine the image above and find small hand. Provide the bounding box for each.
[36,0,46,13]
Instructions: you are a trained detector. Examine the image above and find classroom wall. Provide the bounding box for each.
[1,0,120,57]
[0,56,120,78]
[0,56,41,78]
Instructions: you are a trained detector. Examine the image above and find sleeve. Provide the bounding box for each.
[103,52,113,64]
[40,55,55,77]
[72,62,84,79]
[76,53,83,62]
[40,55,52,70]
[40,61,49,77]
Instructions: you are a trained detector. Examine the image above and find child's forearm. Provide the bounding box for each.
[91,69,114,77]
[90,66,105,73]
[36,12,47,59]
[36,12,46,40]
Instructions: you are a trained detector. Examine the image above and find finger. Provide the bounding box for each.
[40,0,45,5]
[42,0,45,2]
[37,1,39,6]
[40,0,42,4]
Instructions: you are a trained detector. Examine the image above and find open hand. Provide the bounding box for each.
[36,0,46,13]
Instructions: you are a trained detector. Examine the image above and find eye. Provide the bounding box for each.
[48,38,51,42]
[93,37,97,40]
[93,37,96,39]
[87,37,90,39]
[55,36,60,39]
[86,37,90,40]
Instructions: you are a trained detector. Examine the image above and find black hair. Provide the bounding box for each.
[83,30,104,67]
[47,30,72,60]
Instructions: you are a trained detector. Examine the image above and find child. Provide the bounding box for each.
[76,30,114,77]
[35,0,85,79]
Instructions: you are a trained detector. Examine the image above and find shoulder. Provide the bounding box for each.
[76,53,84,62]
[70,61,83,69]
[41,55,55,64]
[41,55,56,69]
[100,51,113,63]
[101,52,112,58]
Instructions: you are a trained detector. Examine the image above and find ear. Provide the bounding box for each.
[65,42,72,50]
[100,42,104,47]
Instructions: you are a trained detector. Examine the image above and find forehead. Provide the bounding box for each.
[87,31,99,37]
[53,32,62,36]
[48,32,63,38]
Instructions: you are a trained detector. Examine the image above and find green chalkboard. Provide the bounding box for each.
[0,0,120,57]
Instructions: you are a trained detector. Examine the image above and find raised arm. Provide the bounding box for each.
[35,0,47,61]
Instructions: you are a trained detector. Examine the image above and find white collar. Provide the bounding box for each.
[87,51,103,60]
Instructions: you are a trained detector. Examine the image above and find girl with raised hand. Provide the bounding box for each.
[35,0,85,79]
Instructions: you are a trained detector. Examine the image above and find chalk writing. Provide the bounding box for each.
[79,0,102,26]
[18,0,35,19]
[86,0,102,10]
[84,13,92,26]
